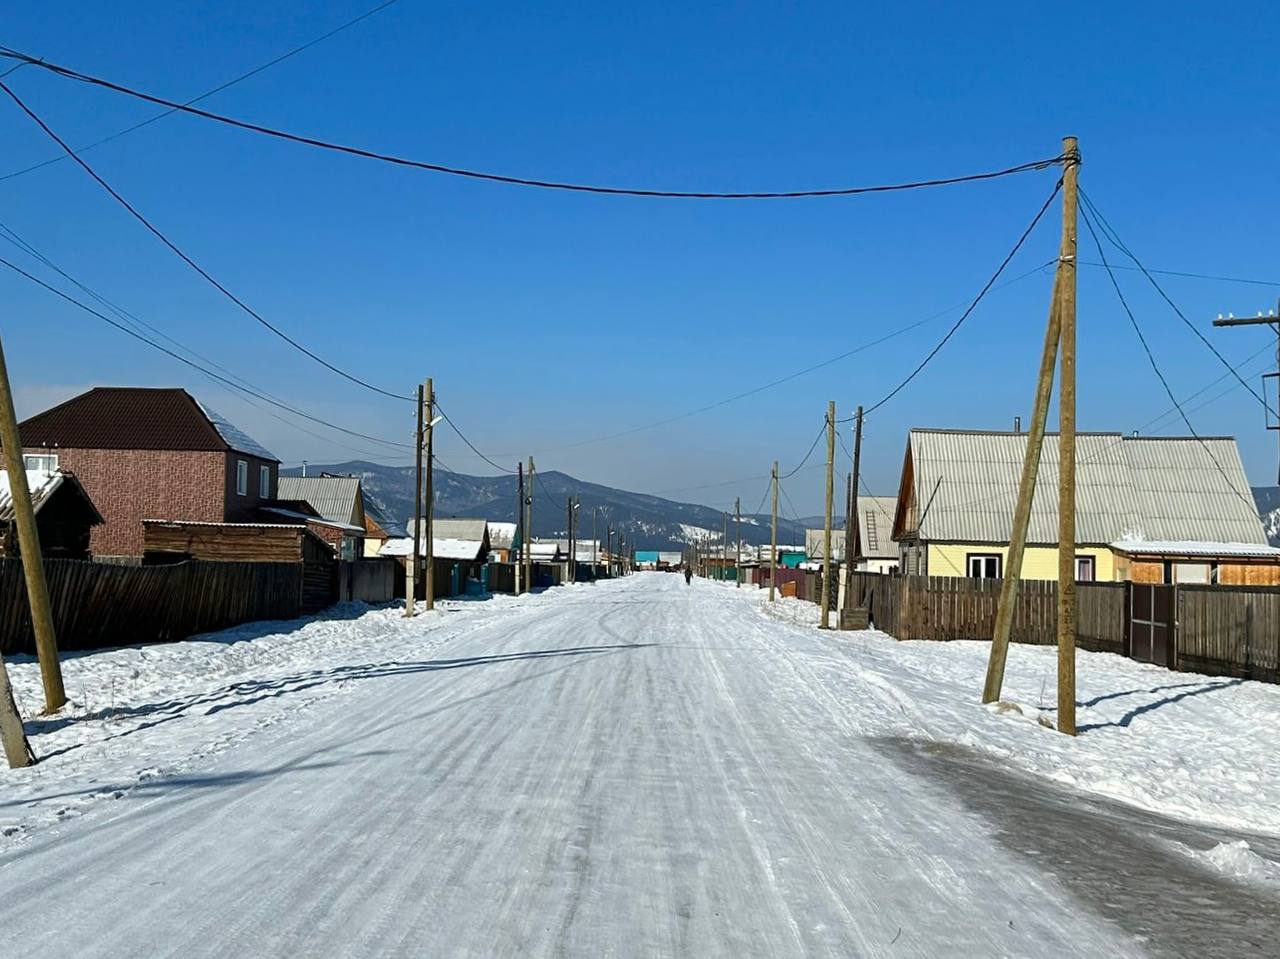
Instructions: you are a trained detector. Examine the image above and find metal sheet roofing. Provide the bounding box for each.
[17,387,276,460]
[905,430,1267,546]
[277,476,363,526]
[0,469,103,524]
[1111,540,1280,559]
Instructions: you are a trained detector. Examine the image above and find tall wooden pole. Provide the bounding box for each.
[424,378,435,611]
[0,652,33,767]
[1057,136,1081,737]
[982,145,1076,705]
[515,463,524,594]
[0,334,65,711]
[820,400,836,629]
[769,460,779,603]
[735,496,741,588]
[592,507,598,579]
[843,406,863,617]
[405,383,424,616]
[721,512,728,581]
[525,457,535,590]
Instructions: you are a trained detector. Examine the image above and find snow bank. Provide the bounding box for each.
[751,584,1280,835]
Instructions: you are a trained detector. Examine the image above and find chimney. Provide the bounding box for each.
[1013,416,1022,434]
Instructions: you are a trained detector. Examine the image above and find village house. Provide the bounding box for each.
[15,387,280,558]
[0,468,103,560]
[891,428,1280,584]
[274,475,367,561]
[385,517,493,596]
[487,521,516,563]
[360,500,406,557]
[804,497,900,575]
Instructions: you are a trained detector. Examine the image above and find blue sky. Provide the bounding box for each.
[2,1,1278,515]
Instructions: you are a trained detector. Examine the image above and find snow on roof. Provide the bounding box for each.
[198,401,278,461]
[0,469,102,524]
[379,536,487,560]
[1110,539,1280,559]
[487,522,517,548]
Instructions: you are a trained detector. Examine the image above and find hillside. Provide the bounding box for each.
[281,461,810,550]
[1256,487,1280,546]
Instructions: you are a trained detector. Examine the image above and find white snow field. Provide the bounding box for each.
[1,573,1278,957]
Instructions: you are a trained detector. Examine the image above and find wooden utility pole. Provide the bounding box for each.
[1212,304,1280,483]
[0,334,65,712]
[842,406,863,617]
[606,526,613,578]
[515,463,524,594]
[734,497,741,588]
[769,460,779,603]
[0,654,34,767]
[424,378,435,611]
[721,512,728,581]
[820,401,836,628]
[592,507,598,579]
[1057,135,1080,737]
[566,497,576,584]
[405,383,424,616]
[525,457,535,590]
[983,137,1080,728]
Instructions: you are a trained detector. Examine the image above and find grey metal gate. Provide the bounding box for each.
[1129,583,1175,667]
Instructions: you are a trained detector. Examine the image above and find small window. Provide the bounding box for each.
[259,464,271,499]
[967,553,1002,579]
[1075,556,1096,582]
[236,459,248,496]
[23,453,58,472]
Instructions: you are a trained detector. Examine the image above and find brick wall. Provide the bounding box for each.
[23,447,227,557]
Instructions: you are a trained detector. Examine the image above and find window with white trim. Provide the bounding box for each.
[966,553,1002,579]
[259,464,271,499]
[236,459,248,496]
[23,453,58,472]
[1075,555,1096,582]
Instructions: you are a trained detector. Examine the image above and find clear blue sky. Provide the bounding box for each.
[3,1,1278,515]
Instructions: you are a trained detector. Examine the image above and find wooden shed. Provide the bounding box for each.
[1112,540,1280,586]
[0,469,103,560]
[142,520,338,611]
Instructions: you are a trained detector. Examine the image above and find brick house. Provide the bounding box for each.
[15,387,280,558]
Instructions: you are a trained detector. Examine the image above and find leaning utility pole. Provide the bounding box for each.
[405,383,424,617]
[0,334,65,711]
[769,460,779,603]
[424,378,436,611]
[0,653,33,767]
[734,496,741,588]
[1212,303,1280,483]
[842,405,863,616]
[981,136,1081,739]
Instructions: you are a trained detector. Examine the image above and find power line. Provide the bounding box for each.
[1079,205,1258,511]
[0,79,413,403]
[861,178,1063,418]
[0,49,1064,199]
[779,422,828,479]
[434,402,518,474]
[0,0,407,183]
[1080,188,1277,420]
[0,251,414,450]
[1080,261,1280,289]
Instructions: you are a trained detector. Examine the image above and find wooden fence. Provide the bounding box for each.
[1176,585,1280,683]
[0,557,303,655]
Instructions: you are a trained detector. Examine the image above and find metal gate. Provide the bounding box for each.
[1128,583,1175,667]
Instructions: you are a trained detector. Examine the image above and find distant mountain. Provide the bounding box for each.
[280,461,809,551]
[1255,487,1280,547]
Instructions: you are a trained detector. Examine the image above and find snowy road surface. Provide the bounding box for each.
[2,573,1278,957]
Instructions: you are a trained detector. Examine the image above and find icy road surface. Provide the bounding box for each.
[2,573,1277,957]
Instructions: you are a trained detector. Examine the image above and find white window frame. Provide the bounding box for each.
[1075,555,1096,582]
[259,464,271,499]
[23,453,58,472]
[966,553,1002,579]
[236,459,248,496]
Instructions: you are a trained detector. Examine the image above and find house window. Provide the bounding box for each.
[236,459,248,496]
[967,553,1002,579]
[1075,556,1096,582]
[23,453,58,472]
[259,464,271,499]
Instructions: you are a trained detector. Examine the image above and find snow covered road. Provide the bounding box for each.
[2,573,1277,956]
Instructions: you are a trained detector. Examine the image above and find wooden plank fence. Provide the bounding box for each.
[1177,585,1280,683]
[1,557,303,655]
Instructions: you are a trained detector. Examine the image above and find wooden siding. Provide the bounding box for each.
[0,557,301,655]
[1176,585,1280,682]
[143,521,308,563]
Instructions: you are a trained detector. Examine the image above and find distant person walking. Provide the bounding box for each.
[684,566,693,586]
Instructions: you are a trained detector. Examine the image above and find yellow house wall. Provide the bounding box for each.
[926,543,1117,581]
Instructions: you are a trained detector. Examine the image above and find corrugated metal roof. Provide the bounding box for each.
[907,430,1267,546]
[18,387,276,460]
[432,518,489,542]
[0,469,103,524]
[277,476,362,526]
[1111,540,1280,559]
[856,496,900,559]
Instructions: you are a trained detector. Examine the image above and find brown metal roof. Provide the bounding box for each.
[17,387,274,458]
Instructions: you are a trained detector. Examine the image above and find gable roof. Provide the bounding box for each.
[431,518,489,542]
[0,470,104,525]
[487,522,517,549]
[17,387,277,461]
[855,496,900,559]
[898,429,1267,546]
[276,476,363,526]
